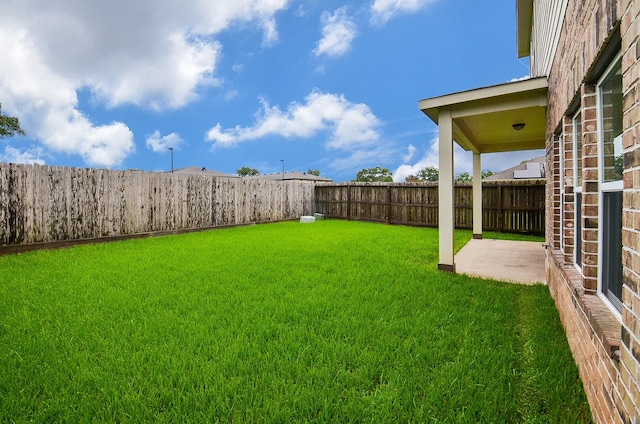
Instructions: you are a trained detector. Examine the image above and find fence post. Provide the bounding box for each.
[387,185,392,224]
[346,183,351,220]
[497,184,503,233]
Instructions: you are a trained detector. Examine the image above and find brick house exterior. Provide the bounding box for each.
[539,0,639,422]
[420,0,640,421]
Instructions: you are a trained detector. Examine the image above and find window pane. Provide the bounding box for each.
[574,112,582,185]
[598,55,623,312]
[602,190,623,311]
[600,59,623,182]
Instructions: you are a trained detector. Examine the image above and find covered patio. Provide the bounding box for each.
[418,77,548,274]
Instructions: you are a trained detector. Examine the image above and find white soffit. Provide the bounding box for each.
[418,77,548,154]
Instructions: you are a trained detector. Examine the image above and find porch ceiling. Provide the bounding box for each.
[418,77,548,154]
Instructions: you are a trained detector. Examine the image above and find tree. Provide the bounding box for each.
[417,166,439,182]
[354,166,393,182]
[405,166,439,183]
[0,104,25,139]
[615,154,623,181]
[454,172,472,183]
[307,169,320,176]
[455,170,495,182]
[407,166,494,183]
[237,166,260,177]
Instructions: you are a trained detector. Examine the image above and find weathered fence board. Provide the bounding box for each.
[0,163,545,249]
[0,163,316,247]
[315,181,545,235]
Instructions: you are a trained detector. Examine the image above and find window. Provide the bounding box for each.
[573,111,582,270]
[602,190,623,310]
[598,54,623,313]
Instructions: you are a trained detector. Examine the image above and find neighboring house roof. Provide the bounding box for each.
[484,156,546,181]
[253,171,333,182]
[169,166,238,177]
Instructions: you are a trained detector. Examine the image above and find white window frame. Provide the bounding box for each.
[597,52,623,318]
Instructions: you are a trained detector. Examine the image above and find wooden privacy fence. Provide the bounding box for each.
[314,181,545,235]
[0,163,316,247]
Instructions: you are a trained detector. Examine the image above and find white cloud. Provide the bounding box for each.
[371,0,437,25]
[0,146,46,165]
[262,17,280,46]
[41,108,135,167]
[91,34,222,110]
[393,137,440,182]
[0,0,291,167]
[206,90,387,177]
[206,90,381,149]
[393,136,477,182]
[314,7,358,58]
[146,131,184,153]
[403,144,417,162]
[0,27,135,167]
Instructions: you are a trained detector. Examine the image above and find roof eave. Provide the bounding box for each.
[418,77,547,111]
[418,78,548,154]
[516,0,533,58]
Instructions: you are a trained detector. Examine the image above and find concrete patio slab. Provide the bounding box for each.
[454,238,546,285]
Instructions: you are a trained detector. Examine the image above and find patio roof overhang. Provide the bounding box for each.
[418,77,548,153]
[417,77,548,273]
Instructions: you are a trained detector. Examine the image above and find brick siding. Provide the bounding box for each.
[620,0,640,422]
[547,252,623,424]
[544,0,640,422]
[561,115,575,264]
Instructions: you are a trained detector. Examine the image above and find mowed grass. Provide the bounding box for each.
[0,220,590,423]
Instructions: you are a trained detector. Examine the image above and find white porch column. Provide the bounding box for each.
[438,108,455,272]
[472,152,483,239]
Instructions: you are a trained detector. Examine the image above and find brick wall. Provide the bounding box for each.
[620,0,640,422]
[546,0,620,128]
[546,133,561,251]
[582,84,600,293]
[543,0,640,422]
[561,115,575,264]
[547,252,623,424]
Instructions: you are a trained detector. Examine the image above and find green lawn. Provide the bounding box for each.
[0,220,590,423]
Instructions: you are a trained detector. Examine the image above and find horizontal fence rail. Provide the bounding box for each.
[0,163,316,247]
[315,181,545,235]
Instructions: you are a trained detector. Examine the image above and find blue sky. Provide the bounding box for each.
[0,0,541,182]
